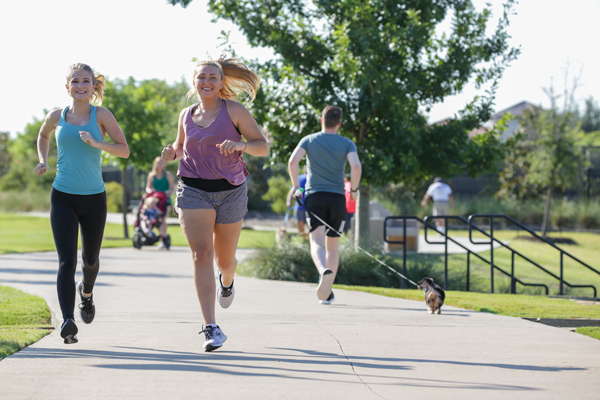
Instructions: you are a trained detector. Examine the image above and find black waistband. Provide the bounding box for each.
[180,176,241,192]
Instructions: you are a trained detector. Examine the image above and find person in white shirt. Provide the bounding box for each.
[421,177,454,234]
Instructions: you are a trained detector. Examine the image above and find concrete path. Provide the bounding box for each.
[1,247,599,399]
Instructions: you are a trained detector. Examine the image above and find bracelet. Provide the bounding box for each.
[242,142,247,152]
[351,188,358,192]
[172,151,177,162]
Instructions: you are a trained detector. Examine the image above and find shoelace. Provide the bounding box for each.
[79,296,94,312]
[221,286,233,297]
[199,325,216,340]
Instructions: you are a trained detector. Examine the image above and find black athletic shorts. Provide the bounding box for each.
[304,192,347,237]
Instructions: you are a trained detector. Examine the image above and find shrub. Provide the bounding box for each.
[239,241,315,282]
[261,175,290,214]
[579,213,600,229]
[0,190,50,212]
[105,182,123,213]
[238,241,457,290]
[578,202,600,229]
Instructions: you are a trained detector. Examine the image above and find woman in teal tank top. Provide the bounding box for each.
[145,156,175,247]
[34,63,129,345]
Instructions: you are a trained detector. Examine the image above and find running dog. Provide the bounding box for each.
[417,277,445,314]
[275,226,289,246]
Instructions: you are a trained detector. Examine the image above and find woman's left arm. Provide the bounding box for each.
[217,100,269,157]
[83,107,130,158]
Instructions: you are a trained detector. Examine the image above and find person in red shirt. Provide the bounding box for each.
[344,175,356,234]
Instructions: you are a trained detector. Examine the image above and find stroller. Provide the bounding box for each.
[132,191,171,250]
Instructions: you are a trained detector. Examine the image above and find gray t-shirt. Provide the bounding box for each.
[298,132,357,197]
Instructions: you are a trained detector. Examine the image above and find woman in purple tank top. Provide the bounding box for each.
[161,55,268,352]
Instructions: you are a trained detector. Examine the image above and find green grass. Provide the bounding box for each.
[2,213,598,341]
[338,286,600,319]
[0,286,53,360]
[0,213,275,254]
[575,327,600,340]
[338,285,600,340]
[397,228,600,297]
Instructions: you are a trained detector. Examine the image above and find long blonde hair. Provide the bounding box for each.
[186,55,260,102]
[66,63,106,105]
[151,156,164,176]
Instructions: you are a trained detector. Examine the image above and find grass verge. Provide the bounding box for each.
[337,286,600,319]
[0,286,53,360]
[0,213,275,254]
[337,285,600,340]
[575,327,600,340]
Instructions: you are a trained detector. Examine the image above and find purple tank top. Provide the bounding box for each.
[177,100,248,185]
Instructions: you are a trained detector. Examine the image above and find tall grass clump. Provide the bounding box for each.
[238,240,459,289]
[0,190,50,212]
[238,241,316,282]
[105,182,123,213]
[374,184,600,232]
[576,201,600,229]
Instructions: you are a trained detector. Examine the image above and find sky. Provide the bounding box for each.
[1,0,599,137]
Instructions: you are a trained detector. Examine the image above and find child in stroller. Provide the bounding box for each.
[133,191,171,250]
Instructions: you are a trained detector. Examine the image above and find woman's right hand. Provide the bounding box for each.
[34,162,48,176]
[161,144,176,162]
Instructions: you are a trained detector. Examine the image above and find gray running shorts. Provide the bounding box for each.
[433,201,449,216]
[175,180,248,224]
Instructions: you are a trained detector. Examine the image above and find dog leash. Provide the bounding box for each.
[294,189,419,288]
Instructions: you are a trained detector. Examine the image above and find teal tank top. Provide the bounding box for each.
[53,105,105,195]
[152,173,169,192]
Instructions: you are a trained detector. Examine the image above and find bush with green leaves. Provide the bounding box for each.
[0,190,50,212]
[105,181,123,213]
[374,185,600,231]
[261,175,290,214]
[238,240,455,289]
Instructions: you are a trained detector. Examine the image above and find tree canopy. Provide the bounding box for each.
[102,77,189,172]
[169,0,519,187]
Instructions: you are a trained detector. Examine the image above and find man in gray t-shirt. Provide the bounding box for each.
[288,105,362,305]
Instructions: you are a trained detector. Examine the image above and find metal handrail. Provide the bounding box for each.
[383,216,549,294]
[469,214,598,297]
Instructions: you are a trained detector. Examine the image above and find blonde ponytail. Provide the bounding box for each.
[187,55,260,102]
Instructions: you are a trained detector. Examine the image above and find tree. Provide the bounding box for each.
[0,116,56,191]
[519,85,588,236]
[169,0,519,243]
[102,77,189,238]
[580,96,600,133]
[0,131,13,179]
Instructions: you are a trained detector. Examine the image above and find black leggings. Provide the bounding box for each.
[50,188,107,320]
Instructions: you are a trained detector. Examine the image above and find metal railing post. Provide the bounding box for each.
[444,216,448,290]
[511,252,516,294]
[466,252,471,292]
[560,252,564,295]
[402,218,407,289]
[490,216,494,294]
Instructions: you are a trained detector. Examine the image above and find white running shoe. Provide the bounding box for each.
[217,272,235,308]
[200,325,227,352]
[317,268,334,301]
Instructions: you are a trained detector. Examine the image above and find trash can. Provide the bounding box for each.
[385,219,419,252]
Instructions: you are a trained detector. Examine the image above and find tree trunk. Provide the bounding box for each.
[121,166,129,239]
[541,187,552,237]
[354,184,370,247]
